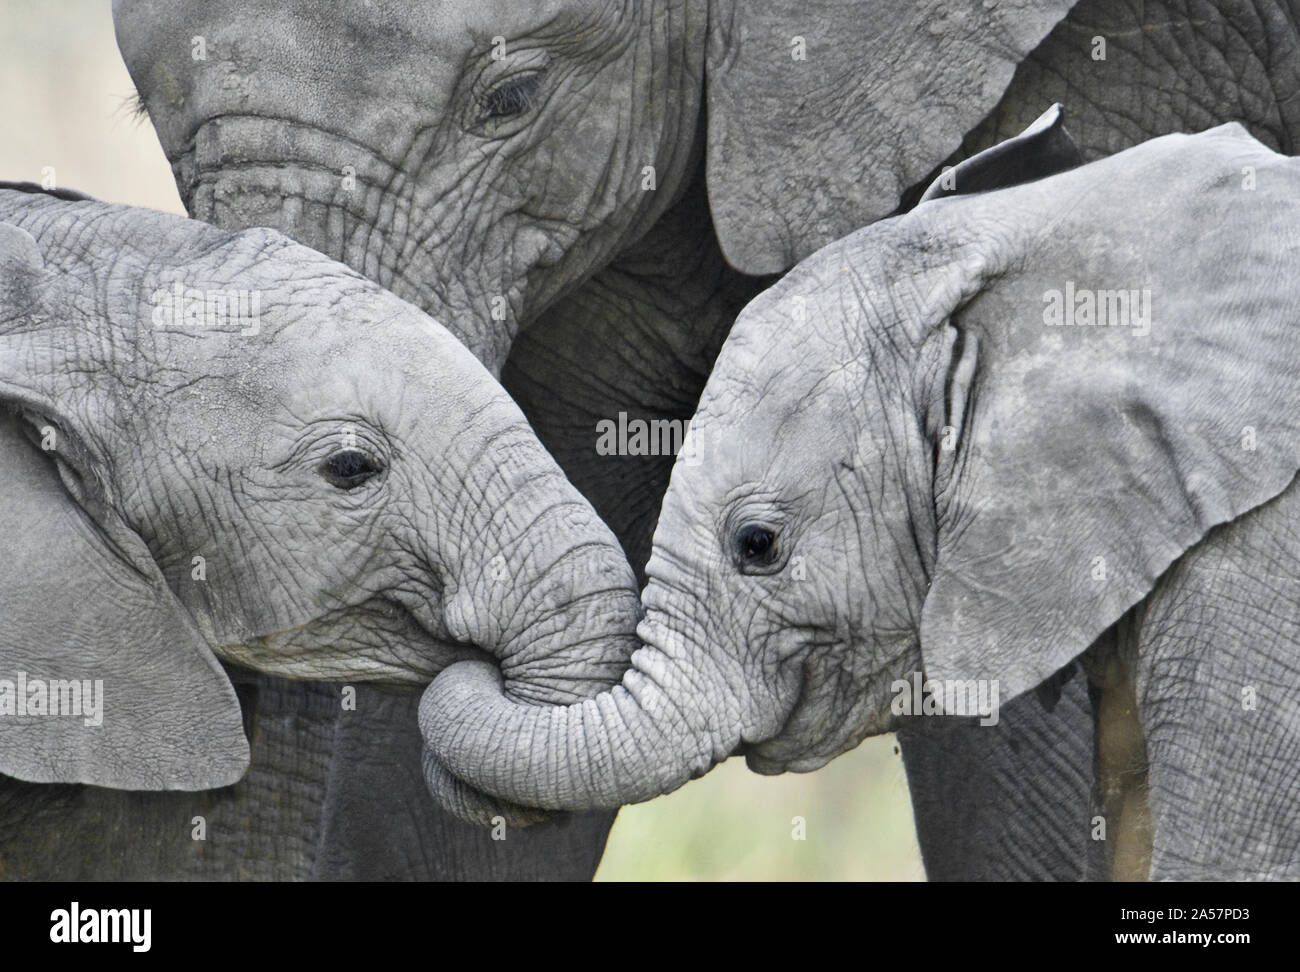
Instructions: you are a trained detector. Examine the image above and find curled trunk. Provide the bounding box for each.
[440,414,643,707]
[419,621,750,814]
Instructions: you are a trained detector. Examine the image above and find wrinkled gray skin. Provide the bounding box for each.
[424,124,1300,880]
[114,0,1300,878]
[0,186,639,879]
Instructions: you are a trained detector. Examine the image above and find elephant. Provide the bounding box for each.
[421,122,1300,881]
[111,0,1300,879]
[0,183,641,879]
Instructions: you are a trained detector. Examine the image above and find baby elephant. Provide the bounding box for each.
[0,184,638,793]
[424,122,1300,880]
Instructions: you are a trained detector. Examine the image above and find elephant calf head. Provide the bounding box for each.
[420,120,1300,814]
[0,186,639,793]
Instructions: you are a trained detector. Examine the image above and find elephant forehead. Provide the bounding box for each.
[139,272,440,370]
[699,313,862,435]
[433,0,589,31]
[138,299,491,440]
[689,390,860,507]
[297,0,586,36]
[256,320,492,413]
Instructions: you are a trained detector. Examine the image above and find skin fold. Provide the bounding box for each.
[112,0,1300,879]
[0,185,639,878]
[422,123,1300,880]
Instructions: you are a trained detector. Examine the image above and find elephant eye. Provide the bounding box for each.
[734,524,779,570]
[319,449,384,490]
[482,71,544,120]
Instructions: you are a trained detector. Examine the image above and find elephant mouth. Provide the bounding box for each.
[743,631,921,775]
[735,656,814,775]
[742,698,893,777]
[741,723,853,777]
[214,595,481,684]
[741,748,789,775]
[737,650,876,776]
[741,725,821,777]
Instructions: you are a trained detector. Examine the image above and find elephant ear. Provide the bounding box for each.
[918,104,1081,203]
[915,123,1300,704]
[0,221,248,790]
[704,0,1077,275]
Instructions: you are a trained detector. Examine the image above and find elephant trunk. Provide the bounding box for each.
[428,388,643,708]
[419,610,749,813]
[183,116,512,370]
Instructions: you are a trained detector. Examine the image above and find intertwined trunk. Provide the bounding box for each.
[419,595,767,815]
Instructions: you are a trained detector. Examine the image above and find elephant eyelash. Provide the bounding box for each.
[120,91,150,124]
[480,71,545,121]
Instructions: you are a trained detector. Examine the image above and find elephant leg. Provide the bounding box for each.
[0,672,612,880]
[1082,618,1154,882]
[897,661,1106,880]
[1134,484,1300,881]
[503,167,764,576]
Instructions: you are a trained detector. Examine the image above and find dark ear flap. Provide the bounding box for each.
[0,222,248,790]
[918,104,1081,203]
[915,123,1300,703]
[704,0,1076,275]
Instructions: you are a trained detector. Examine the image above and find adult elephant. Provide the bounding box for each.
[0,185,640,878]
[113,0,1300,879]
[423,123,1300,881]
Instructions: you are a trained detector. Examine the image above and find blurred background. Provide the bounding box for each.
[0,0,923,881]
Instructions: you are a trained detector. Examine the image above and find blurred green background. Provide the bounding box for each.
[1,0,924,881]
